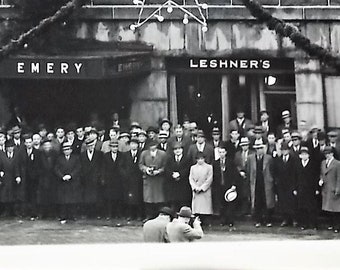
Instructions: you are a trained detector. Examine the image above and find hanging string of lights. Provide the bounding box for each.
[130,0,209,32]
[0,0,84,61]
[242,0,340,72]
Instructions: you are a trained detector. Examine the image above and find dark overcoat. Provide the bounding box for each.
[187,143,214,165]
[164,154,191,204]
[0,151,20,203]
[80,150,103,204]
[54,154,82,204]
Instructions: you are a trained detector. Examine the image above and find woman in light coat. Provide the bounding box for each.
[189,152,213,225]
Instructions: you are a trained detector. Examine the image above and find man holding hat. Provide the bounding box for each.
[246,141,275,227]
[166,206,203,242]
[165,142,191,212]
[319,146,340,233]
[273,141,299,227]
[121,138,144,221]
[212,142,238,226]
[139,140,167,220]
[187,130,214,165]
[54,141,81,224]
[143,206,175,243]
[293,146,320,230]
[101,138,124,219]
[80,136,103,218]
[327,130,340,159]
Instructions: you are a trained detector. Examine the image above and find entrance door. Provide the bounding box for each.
[176,74,222,136]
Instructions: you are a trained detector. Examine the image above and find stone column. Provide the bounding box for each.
[169,75,178,126]
[221,75,230,141]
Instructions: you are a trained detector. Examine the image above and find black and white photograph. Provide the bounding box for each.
[0,0,339,269]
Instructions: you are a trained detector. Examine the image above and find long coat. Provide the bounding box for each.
[164,154,191,204]
[18,148,40,203]
[321,158,340,212]
[37,150,59,205]
[143,215,170,243]
[296,159,319,211]
[80,150,103,204]
[54,154,82,204]
[121,150,143,205]
[246,154,275,210]
[101,152,124,202]
[189,162,213,215]
[0,151,21,203]
[212,157,237,214]
[187,143,214,165]
[139,149,167,203]
[273,154,298,215]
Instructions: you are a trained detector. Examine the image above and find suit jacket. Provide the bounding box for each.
[225,140,241,159]
[228,118,253,137]
[187,143,214,165]
[246,154,275,209]
[321,158,340,212]
[166,219,203,242]
[276,122,296,138]
[143,216,170,243]
[139,149,167,203]
[167,135,192,155]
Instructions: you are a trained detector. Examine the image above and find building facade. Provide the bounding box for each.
[0,0,339,138]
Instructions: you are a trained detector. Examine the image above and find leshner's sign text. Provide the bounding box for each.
[189,59,271,69]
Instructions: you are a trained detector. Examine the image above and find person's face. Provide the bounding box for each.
[98,130,105,137]
[7,146,14,153]
[130,142,138,151]
[326,152,334,160]
[196,136,205,144]
[292,137,300,146]
[282,149,290,156]
[13,131,21,139]
[175,128,183,138]
[138,134,147,143]
[63,148,72,156]
[160,137,167,143]
[0,136,6,146]
[148,131,156,139]
[197,157,205,165]
[212,134,220,141]
[241,145,249,151]
[39,129,47,138]
[329,135,337,143]
[149,145,157,153]
[47,133,54,140]
[24,138,33,149]
[183,121,190,129]
[320,139,326,146]
[256,147,265,155]
[312,131,318,139]
[76,128,84,138]
[56,128,65,138]
[300,152,309,161]
[267,134,276,144]
[86,144,95,151]
[109,129,117,140]
[230,131,240,141]
[42,142,52,152]
[284,117,291,124]
[89,132,98,140]
[174,147,183,156]
[260,113,269,122]
[283,133,291,142]
[254,132,262,139]
[120,136,129,143]
[161,122,170,131]
[110,145,119,153]
[66,131,75,141]
[236,112,245,118]
[218,148,227,159]
[32,134,41,145]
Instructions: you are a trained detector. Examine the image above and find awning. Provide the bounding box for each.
[0,39,153,79]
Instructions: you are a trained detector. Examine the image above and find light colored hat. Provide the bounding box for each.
[239,137,250,146]
[224,188,237,202]
[281,110,290,119]
[158,131,168,139]
[253,140,265,149]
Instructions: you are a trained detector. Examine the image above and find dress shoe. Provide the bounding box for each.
[334,229,339,233]
[266,223,272,227]
[60,219,67,225]
[328,226,334,230]
[280,221,288,227]
[255,223,261,228]
[228,223,234,227]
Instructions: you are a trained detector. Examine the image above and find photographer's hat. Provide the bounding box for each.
[177,206,194,218]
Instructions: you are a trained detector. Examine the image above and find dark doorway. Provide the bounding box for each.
[176,74,222,136]
[5,78,133,130]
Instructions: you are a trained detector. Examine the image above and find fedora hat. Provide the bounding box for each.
[212,127,220,135]
[224,188,237,202]
[300,146,309,154]
[239,137,250,146]
[253,140,265,149]
[158,131,168,139]
[281,110,290,119]
[177,206,194,218]
[159,207,175,218]
[323,146,333,154]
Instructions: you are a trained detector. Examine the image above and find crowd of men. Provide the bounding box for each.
[0,108,339,233]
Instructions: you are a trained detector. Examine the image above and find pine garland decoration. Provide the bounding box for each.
[0,0,84,61]
[242,0,340,72]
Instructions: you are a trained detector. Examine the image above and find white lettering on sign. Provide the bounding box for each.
[17,62,24,73]
[47,63,54,74]
[60,63,68,74]
[74,63,83,74]
[189,59,272,69]
[31,63,39,73]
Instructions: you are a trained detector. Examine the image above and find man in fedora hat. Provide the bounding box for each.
[54,141,81,224]
[118,130,131,153]
[273,141,299,227]
[327,130,340,159]
[167,124,192,156]
[12,124,24,151]
[212,142,238,226]
[79,136,103,218]
[277,110,296,139]
[166,206,203,242]
[250,126,268,150]
[159,118,172,138]
[319,146,340,233]
[138,130,148,153]
[143,206,175,243]
[291,131,303,158]
[293,146,320,230]
[209,127,225,161]
[157,130,170,155]
[187,130,214,165]
[246,141,275,227]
